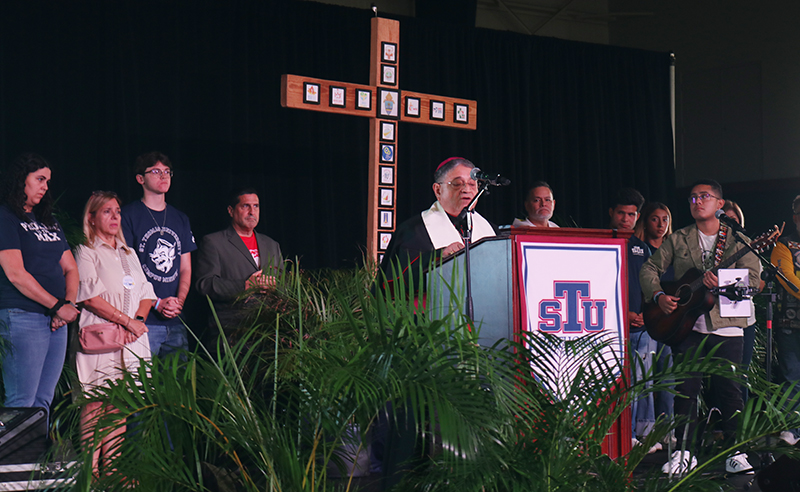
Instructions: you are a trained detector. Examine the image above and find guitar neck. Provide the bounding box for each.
[688,241,752,292]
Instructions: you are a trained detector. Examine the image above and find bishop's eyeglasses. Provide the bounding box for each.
[443,179,478,191]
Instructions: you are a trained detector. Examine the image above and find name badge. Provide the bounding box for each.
[122,275,135,290]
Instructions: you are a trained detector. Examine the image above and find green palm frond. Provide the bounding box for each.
[47,261,800,492]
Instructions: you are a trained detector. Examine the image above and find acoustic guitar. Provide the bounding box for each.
[643,227,780,346]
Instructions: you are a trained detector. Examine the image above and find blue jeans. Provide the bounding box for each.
[631,330,656,438]
[147,322,188,358]
[131,322,187,447]
[0,309,67,419]
[776,327,800,438]
[654,341,675,421]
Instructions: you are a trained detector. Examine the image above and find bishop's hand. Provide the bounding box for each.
[442,241,464,257]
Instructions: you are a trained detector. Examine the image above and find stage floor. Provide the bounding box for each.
[334,449,772,492]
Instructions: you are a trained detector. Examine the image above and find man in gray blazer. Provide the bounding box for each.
[195,188,282,336]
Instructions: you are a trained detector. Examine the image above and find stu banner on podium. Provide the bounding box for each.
[427,228,632,459]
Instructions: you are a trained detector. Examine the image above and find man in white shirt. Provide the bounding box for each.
[512,181,559,228]
[640,179,758,475]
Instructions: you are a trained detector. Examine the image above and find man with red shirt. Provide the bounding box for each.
[195,188,282,333]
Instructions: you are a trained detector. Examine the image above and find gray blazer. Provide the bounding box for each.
[195,225,282,328]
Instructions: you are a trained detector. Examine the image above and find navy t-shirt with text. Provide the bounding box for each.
[121,201,196,325]
[0,204,70,314]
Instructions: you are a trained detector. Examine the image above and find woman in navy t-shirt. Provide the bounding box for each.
[0,153,80,419]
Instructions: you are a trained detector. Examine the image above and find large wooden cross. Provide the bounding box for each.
[281,16,477,264]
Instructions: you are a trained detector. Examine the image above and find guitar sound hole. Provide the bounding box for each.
[675,285,692,306]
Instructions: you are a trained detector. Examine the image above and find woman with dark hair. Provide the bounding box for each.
[0,153,80,418]
[74,191,154,476]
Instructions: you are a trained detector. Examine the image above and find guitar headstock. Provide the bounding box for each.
[750,224,783,253]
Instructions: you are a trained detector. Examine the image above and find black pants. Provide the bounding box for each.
[672,331,743,451]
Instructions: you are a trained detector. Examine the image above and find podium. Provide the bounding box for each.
[427,228,632,459]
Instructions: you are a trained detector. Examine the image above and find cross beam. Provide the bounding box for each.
[281,17,477,264]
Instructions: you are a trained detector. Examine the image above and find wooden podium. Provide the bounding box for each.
[427,228,632,459]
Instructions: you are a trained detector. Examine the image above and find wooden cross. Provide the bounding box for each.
[281,16,477,264]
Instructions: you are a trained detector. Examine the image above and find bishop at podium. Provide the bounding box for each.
[378,157,497,293]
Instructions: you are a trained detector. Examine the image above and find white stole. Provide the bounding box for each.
[420,201,495,250]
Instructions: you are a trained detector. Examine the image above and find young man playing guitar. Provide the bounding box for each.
[640,179,760,475]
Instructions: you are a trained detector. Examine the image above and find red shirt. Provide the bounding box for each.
[240,234,260,267]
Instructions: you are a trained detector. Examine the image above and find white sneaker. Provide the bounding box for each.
[648,441,663,454]
[780,431,799,446]
[725,453,754,474]
[661,450,697,474]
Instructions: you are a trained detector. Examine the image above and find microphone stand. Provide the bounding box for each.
[455,180,491,321]
[728,228,797,293]
[756,259,800,472]
[759,271,778,470]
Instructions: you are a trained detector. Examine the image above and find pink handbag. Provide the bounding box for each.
[79,322,126,354]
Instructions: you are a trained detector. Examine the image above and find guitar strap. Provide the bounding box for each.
[711,223,729,269]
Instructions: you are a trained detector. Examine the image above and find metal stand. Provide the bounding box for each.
[726,228,798,474]
[455,180,491,321]
[460,212,474,320]
[726,227,798,476]
[760,272,778,468]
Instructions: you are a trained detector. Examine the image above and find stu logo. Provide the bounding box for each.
[538,281,607,333]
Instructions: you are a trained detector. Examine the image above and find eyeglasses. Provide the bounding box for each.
[443,179,478,191]
[688,192,718,204]
[142,169,174,178]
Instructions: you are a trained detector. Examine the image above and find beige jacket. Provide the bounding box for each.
[639,223,760,330]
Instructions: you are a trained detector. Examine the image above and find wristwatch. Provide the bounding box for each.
[45,298,67,317]
[135,315,145,322]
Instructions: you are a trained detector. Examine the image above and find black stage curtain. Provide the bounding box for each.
[0,0,674,270]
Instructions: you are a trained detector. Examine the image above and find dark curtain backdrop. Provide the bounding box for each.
[0,0,675,270]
